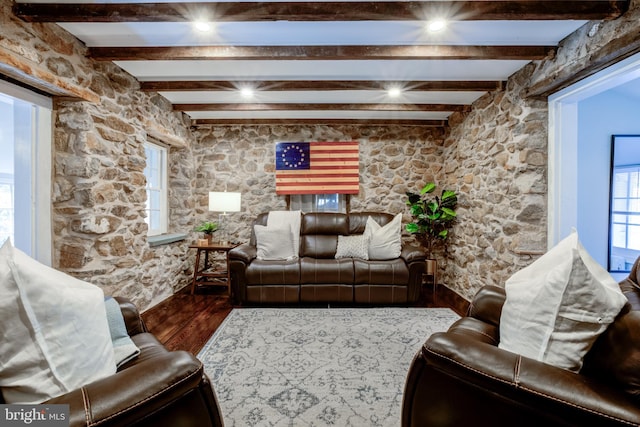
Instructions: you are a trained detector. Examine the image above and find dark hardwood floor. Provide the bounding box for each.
[141,285,234,355]
[141,283,466,355]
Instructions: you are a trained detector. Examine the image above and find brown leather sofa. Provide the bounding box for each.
[402,264,640,427]
[8,297,225,427]
[229,212,426,305]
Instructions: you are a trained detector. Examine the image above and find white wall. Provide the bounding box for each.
[577,90,640,268]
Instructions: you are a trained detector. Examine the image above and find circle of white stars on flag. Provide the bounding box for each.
[282,144,306,168]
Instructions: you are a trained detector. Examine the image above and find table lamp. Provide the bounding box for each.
[208,191,241,244]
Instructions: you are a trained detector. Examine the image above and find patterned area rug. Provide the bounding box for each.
[198,308,460,427]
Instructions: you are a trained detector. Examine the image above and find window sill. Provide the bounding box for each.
[148,232,188,247]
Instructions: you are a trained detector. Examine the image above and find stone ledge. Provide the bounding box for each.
[148,232,188,247]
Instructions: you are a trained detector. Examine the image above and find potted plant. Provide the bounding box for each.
[405,182,458,260]
[195,221,218,243]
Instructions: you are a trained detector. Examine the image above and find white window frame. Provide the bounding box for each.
[609,164,640,271]
[289,194,347,213]
[144,141,168,236]
[0,80,52,265]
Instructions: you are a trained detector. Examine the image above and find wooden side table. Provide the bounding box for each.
[189,243,239,295]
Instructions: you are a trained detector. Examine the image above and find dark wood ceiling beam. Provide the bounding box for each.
[526,28,640,99]
[175,103,468,112]
[141,80,504,92]
[90,45,553,61]
[192,118,448,127]
[14,1,630,23]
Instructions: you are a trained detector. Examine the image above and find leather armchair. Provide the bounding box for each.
[402,269,640,427]
[11,297,225,427]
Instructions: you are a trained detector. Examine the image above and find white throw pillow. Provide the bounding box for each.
[254,225,297,261]
[335,235,369,260]
[0,240,116,403]
[498,229,628,372]
[364,213,402,260]
[267,210,301,256]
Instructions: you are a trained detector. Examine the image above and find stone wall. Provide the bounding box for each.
[4,0,640,308]
[441,71,549,299]
[52,75,198,309]
[2,0,447,310]
[192,125,445,243]
[1,3,199,311]
[441,0,640,300]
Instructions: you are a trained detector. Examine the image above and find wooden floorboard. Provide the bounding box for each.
[141,286,233,355]
[141,283,464,355]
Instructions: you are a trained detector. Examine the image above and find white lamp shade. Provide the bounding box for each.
[209,192,241,213]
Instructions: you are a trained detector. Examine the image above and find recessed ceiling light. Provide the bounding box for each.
[194,21,213,32]
[427,19,447,33]
[240,87,254,99]
[388,87,402,98]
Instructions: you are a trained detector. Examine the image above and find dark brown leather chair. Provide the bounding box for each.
[402,261,640,427]
[620,254,640,308]
[5,297,225,427]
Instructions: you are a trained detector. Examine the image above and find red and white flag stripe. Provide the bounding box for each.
[275,141,359,194]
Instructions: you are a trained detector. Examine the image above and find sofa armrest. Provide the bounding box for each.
[45,351,222,427]
[113,296,148,335]
[421,332,640,425]
[399,245,427,264]
[466,285,505,327]
[229,243,257,264]
[229,243,257,304]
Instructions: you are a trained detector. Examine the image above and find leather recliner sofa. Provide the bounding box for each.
[10,297,226,427]
[229,212,427,305]
[402,261,640,427]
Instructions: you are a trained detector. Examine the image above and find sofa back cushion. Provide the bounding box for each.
[555,265,640,398]
[581,308,640,400]
[348,212,394,234]
[300,213,348,258]
[253,212,397,259]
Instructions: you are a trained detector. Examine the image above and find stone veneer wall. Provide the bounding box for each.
[441,0,640,300]
[1,3,199,310]
[191,125,446,243]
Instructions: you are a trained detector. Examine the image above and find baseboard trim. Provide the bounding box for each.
[437,285,470,317]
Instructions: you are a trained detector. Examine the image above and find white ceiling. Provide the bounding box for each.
[59,20,584,47]
[14,1,607,125]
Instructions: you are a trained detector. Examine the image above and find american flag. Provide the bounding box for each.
[275,141,359,194]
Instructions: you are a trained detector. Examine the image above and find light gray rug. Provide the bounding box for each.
[198,308,460,427]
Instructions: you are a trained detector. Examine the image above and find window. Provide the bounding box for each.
[0,173,14,246]
[610,165,640,270]
[144,142,168,236]
[0,81,52,263]
[290,194,347,213]
[609,135,640,272]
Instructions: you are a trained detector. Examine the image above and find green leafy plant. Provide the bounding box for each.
[195,221,218,235]
[405,182,458,259]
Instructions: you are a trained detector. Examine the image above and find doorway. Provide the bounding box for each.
[548,52,640,280]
